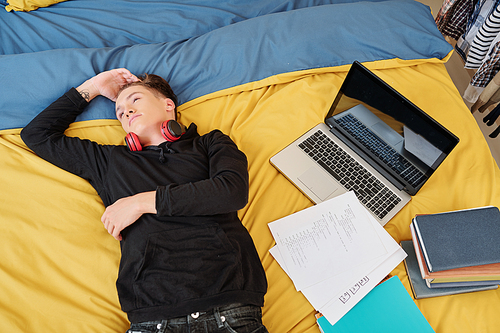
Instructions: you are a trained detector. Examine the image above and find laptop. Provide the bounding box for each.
[270,61,459,226]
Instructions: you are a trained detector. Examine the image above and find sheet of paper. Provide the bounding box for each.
[320,246,407,326]
[270,244,391,308]
[268,191,387,291]
[269,207,405,311]
[306,210,402,307]
[403,126,442,168]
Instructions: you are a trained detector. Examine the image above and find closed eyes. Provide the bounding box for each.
[116,92,142,119]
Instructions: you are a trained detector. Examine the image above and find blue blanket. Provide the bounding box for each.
[0,0,451,131]
[0,0,383,55]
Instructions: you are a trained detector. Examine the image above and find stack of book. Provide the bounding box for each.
[407,206,500,298]
[402,241,498,299]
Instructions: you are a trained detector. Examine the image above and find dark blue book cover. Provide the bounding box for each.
[413,206,500,272]
[401,241,498,297]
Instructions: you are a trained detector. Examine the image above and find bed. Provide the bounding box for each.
[1,0,500,332]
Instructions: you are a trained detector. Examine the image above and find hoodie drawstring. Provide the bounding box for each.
[155,143,175,164]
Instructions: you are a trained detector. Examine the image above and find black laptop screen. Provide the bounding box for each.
[325,62,459,193]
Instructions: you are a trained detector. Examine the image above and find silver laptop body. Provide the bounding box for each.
[270,61,459,226]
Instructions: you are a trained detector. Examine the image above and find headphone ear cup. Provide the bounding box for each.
[161,120,184,142]
[125,132,142,151]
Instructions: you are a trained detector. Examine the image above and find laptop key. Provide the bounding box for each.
[318,160,341,182]
[299,130,401,221]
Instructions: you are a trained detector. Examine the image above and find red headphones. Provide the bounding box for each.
[125,120,185,151]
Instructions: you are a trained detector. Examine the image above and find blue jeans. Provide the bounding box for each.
[126,304,268,333]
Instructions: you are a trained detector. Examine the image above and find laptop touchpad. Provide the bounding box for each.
[298,167,339,201]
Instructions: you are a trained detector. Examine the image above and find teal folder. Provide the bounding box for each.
[317,276,435,333]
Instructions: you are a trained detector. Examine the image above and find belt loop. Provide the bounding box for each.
[156,320,168,333]
[213,307,225,329]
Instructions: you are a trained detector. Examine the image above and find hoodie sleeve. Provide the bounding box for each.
[155,130,249,217]
[20,88,111,193]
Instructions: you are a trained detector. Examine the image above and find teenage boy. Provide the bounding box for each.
[21,68,268,333]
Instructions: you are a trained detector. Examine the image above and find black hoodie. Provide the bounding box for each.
[21,88,267,323]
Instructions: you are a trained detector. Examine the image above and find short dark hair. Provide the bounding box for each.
[119,73,178,117]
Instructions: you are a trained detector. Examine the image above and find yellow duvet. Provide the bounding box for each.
[1,58,500,332]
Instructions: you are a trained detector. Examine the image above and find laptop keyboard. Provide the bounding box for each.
[334,114,425,188]
[298,130,401,220]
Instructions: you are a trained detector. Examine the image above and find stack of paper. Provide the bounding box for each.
[268,191,407,326]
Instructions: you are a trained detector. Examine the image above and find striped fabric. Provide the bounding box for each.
[456,0,497,63]
[471,40,500,86]
[466,4,500,68]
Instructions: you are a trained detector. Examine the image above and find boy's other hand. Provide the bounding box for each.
[101,191,156,241]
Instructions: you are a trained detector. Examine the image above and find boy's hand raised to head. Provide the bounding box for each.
[77,68,139,102]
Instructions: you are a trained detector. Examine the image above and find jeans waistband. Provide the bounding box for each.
[182,303,246,322]
[128,303,258,332]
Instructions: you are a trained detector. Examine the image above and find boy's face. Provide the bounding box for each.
[115,85,176,138]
